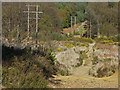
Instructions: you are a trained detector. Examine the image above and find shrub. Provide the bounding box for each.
[78,51,88,66]
[79,43,89,47]
[92,56,99,65]
[57,69,69,76]
[95,35,119,44]
[100,40,113,44]
[64,43,74,48]
[73,63,82,67]
[115,35,120,42]
[97,67,108,77]
[67,37,73,41]
[57,48,62,52]
[2,57,48,88]
[67,37,93,43]
[69,33,74,38]
[47,49,56,65]
[2,46,59,88]
[74,31,80,35]
[104,58,107,62]
[108,36,119,42]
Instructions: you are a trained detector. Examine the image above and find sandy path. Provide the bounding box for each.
[48,66,118,88]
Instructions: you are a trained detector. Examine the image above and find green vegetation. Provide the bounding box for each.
[79,43,89,47]
[57,69,69,76]
[92,56,99,65]
[2,2,119,87]
[97,65,116,78]
[2,2,118,42]
[57,48,62,52]
[2,2,88,42]
[95,35,119,45]
[47,49,56,65]
[64,43,74,48]
[2,45,59,88]
[67,37,93,43]
[78,51,88,66]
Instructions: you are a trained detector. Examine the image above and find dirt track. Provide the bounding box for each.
[48,66,118,88]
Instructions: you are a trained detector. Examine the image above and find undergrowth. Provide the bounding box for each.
[2,45,58,88]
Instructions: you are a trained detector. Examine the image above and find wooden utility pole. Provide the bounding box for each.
[23,4,43,47]
[23,4,30,41]
[97,21,100,38]
[71,16,72,33]
[90,19,91,38]
[36,5,38,42]
[74,16,76,32]
[27,5,30,41]
[17,25,20,43]
[74,16,76,26]
[71,16,77,34]
[9,18,11,32]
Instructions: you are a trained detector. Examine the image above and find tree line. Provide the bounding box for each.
[2,2,118,42]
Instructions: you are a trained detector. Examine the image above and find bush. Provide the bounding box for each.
[97,65,116,78]
[2,46,58,88]
[67,37,93,43]
[79,43,89,47]
[100,40,113,44]
[50,32,68,41]
[78,37,93,43]
[64,43,74,48]
[74,31,80,35]
[95,35,119,44]
[2,57,48,88]
[57,48,62,52]
[78,51,88,66]
[69,33,74,38]
[115,35,120,42]
[58,69,69,76]
[92,56,99,65]
[47,49,56,65]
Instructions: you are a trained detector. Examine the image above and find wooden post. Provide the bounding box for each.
[90,19,91,38]
[36,5,38,47]
[97,20,100,38]
[9,18,11,32]
[71,16,72,32]
[27,4,30,41]
[74,16,76,26]
[74,16,76,33]
[17,25,20,43]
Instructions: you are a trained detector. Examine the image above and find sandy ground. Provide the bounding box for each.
[48,66,118,88]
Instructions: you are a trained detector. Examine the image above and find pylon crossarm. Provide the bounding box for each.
[26,5,40,7]
[23,11,43,13]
